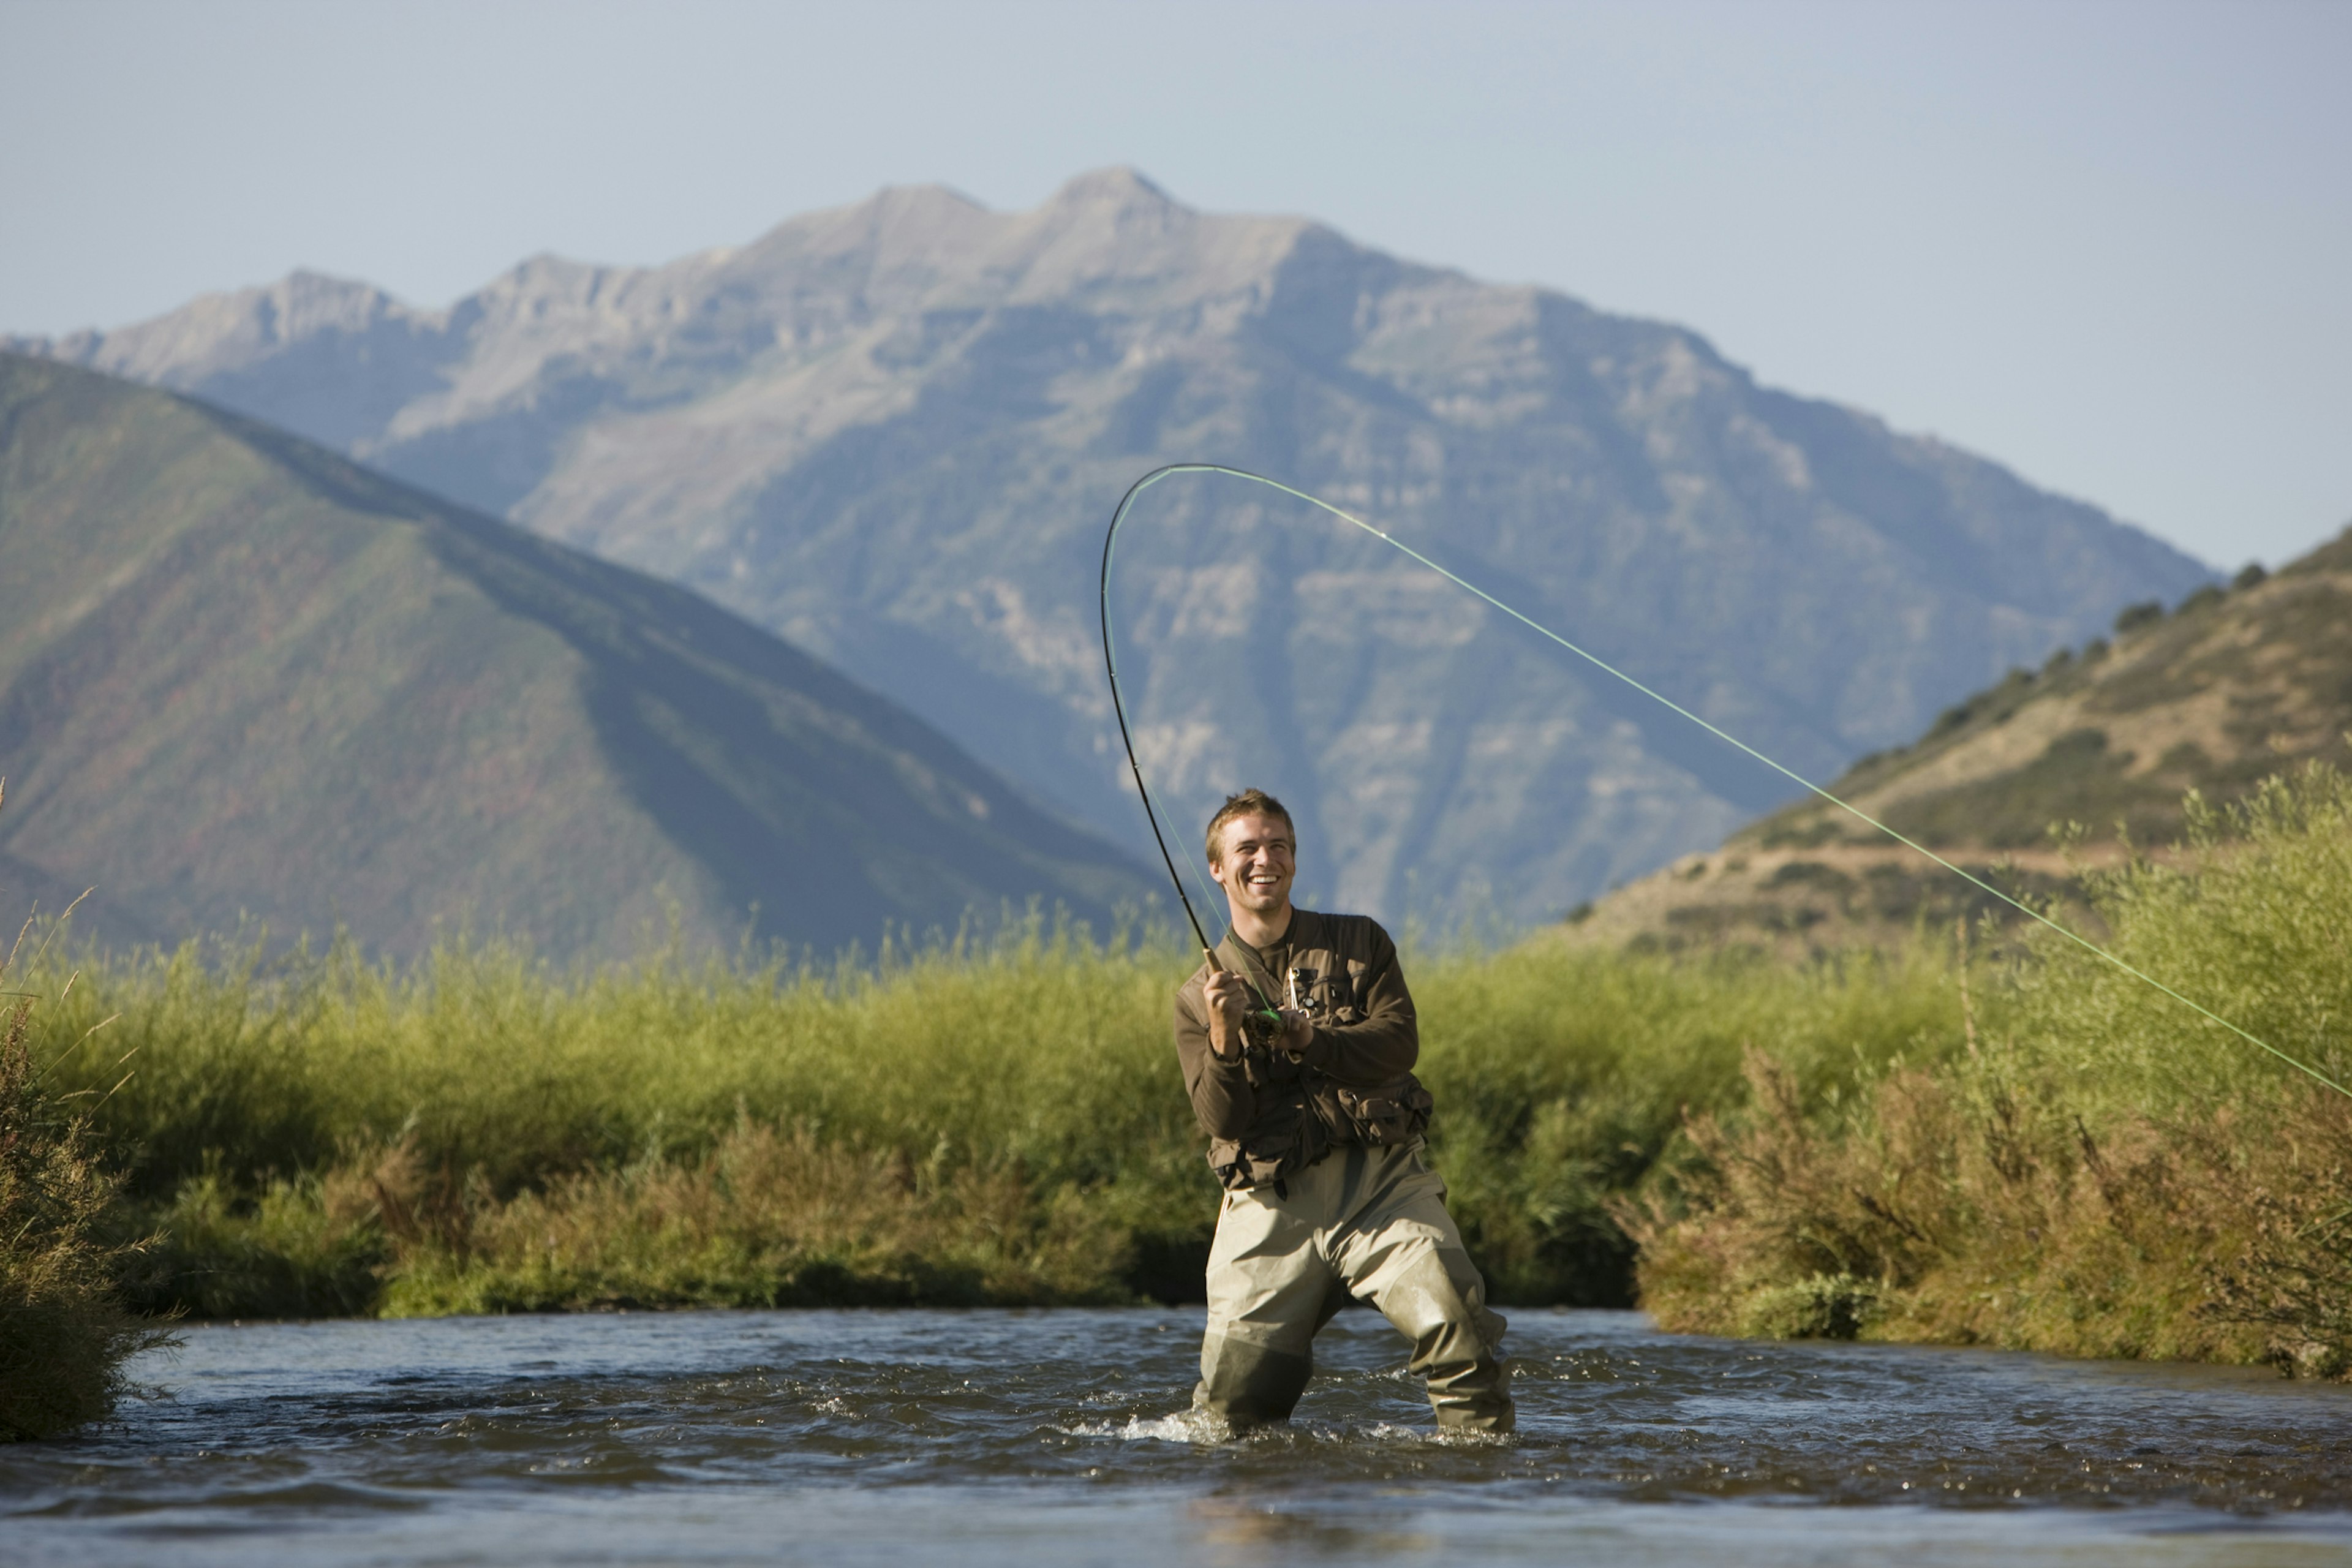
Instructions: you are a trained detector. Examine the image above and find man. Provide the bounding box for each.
[1172,788,1513,1432]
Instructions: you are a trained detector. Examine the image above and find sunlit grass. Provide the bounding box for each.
[42,763,2328,1359]
[0,894,174,1440]
[21,908,1965,1317]
[1630,763,2352,1377]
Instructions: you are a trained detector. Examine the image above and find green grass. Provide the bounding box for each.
[29,769,2342,1381]
[17,915,1966,1319]
[1631,763,2352,1378]
[1,912,175,1439]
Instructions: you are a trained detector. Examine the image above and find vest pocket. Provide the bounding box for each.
[1334,1081,1434,1146]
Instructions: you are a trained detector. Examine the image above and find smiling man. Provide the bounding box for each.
[1172,789,1513,1432]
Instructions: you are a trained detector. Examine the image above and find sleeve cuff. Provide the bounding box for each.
[1205,1043,1253,1076]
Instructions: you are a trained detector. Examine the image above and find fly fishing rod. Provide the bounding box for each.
[1098,462,2350,1101]
[1096,468,1283,1020]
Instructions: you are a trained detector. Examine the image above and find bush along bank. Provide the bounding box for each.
[1626,764,2352,1378]
[32,768,2347,1382]
[21,917,1962,1321]
[0,914,174,1440]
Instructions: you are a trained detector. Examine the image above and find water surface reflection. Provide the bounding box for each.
[7,1308,2351,1564]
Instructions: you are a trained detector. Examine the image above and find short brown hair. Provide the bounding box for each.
[1205,788,1295,867]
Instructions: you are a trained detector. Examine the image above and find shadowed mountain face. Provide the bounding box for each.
[0,355,1154,959]
[12,168,2216,924]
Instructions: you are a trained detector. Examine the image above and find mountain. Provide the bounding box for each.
[0,354,1153,959]
[1563,532,2352,956]
[7,169,2217,925]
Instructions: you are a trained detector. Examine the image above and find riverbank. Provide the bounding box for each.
[12,766,2349,1415]
[0,913,172,1438]
[23,911,1961,1321]
[1629,764,2352,1376]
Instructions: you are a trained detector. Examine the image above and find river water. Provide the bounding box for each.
[9,1308,2352,1566]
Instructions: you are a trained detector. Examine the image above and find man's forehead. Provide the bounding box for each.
[1218,813,1294,849]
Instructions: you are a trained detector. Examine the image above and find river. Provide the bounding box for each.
[8,1308,2351,1564]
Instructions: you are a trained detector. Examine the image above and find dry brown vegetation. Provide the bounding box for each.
[1572,541,2352,960]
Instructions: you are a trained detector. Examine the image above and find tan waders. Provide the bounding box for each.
[1196,1139,1513,1432]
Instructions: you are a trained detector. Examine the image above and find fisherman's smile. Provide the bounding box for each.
[1212,813,1296,917]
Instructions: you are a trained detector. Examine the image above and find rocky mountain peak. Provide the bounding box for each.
[1044,165,1180,215]
[3,175,2219,928]
[16,270,411,385]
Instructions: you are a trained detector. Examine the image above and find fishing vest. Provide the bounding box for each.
[1197,913,1434,1193]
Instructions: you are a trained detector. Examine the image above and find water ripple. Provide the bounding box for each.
[6,1308,2352,1564]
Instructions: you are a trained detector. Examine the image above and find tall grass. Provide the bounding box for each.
[32,767,2339,1382]
[17,916,1965,1319]
[0,902,174,1439]
[1412,938,1967,1300]
[1629,764,2352,1376]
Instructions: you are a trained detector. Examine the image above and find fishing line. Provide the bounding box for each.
[1098,462,2350,1101]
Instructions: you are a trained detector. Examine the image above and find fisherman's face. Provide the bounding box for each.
[1211,813,1297,918]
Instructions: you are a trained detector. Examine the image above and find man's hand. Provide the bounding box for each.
[1203,951,1314,1061]
[1275,1007,1312,1057]
[1203,962,1251,1060]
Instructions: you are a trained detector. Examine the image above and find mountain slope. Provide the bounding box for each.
[10,169,2216,924]
[1563,533,2352,954]
[0,354,1153,959]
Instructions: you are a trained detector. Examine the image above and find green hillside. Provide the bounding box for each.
[0,355,1153,959]
[1564,527,2352,954]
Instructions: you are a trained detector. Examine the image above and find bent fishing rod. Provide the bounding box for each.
[1096,462,2349,1101]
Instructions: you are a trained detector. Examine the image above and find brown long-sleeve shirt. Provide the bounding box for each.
[1172,908,1427,1188]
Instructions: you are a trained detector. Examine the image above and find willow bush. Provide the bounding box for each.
[1630,764,2352,1376]
[0,927,174,1439]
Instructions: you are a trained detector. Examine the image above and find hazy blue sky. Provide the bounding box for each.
[4,0,2345,568]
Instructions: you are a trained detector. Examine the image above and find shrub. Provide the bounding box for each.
[0,921,174,1439]
[1627,764,2352,1376]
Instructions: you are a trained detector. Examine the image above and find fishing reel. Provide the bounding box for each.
[1237,969,1319,1060]
[1238,1003,1289,1054]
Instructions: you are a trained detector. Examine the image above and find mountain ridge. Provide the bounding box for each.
[1558,527,2352,956]
[7,168,2216,925]
[0,353,1155,959]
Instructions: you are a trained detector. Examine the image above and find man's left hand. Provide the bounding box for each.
[1276,1007,1313,1057]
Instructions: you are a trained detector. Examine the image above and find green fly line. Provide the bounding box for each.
[1098,461,2350,1099]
